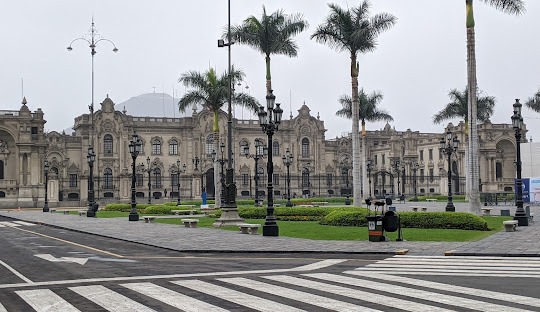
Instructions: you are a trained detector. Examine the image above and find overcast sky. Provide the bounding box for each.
[2,1,539,140]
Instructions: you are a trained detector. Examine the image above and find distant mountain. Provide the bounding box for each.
[116,92,193,118]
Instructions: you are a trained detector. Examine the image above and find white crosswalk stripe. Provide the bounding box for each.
[3,266,540,311]
[363,255,540,278]
[0,221,35,228]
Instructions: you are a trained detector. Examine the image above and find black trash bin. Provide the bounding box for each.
[383,211,399,232]
[366,215,385,242]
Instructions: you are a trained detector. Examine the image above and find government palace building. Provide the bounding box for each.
[0,95,523,208]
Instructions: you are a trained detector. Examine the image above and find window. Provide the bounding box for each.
[240,141,248,155]
[31,127,38,140]
[272,141,279,156]
[429,168,434,182]
[301,138,310,157]
[382,154,386,165]
[374,155,378,165]
[419,169,425,183]
[326,173,333,187]
[256,139,265,156]
[169,140,178,155]
[341,167,348,183]
[242,174,249,186]
[206,135,214,156]
[171,173,179,187]
[273,173,280,186]
[103,168,113,189]
[419,150,424,161]
[103,134,113,155]
[302,168,310,187]
[152,140,162,155]
[0,160,3,179]
[136,174,143,187]
[153,168,162,188]
[69,174,78,187]
[428,149,433,161]
[496,162,502,180]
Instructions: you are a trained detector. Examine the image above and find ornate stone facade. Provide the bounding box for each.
[0,96,522,208]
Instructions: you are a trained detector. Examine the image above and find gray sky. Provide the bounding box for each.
[2,1,539,139]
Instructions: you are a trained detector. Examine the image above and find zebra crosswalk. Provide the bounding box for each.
[362,254,540,278]
[0,221,35,228]
[3,256,540,311]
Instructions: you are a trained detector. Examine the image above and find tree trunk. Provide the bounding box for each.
[361,120,367,200]
[351,57,361,207]
[265,55,272,95]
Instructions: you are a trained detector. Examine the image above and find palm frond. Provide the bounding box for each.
[480,0,526,15]
[525,89,540,112]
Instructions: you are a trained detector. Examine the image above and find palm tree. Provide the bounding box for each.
[526,88,540,112]
[228,6,308,95]
[433,87,496,125]
[311,1,396,206]
[178,67,259,206]
[465,0,525,214]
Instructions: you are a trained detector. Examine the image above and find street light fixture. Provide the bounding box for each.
[258,90,283,236]
[68,20,118,217]
[439,129,459,212]
[391,158,403,197]
[212,142,228,206]
[244,138,267,206]
[128,132,142,221]
[141,156,153,205]
[512,99,528,226]
[43,159,50,212]
[340,157,352,205]
[282,148,293,207]
[411,161,419,202]
[366,158,374,198]
[86,146,96,217]
[176,160,186,206]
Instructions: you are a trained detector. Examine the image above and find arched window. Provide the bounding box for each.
[103,134,113,155]
[152,139,162,155]
[103,168,113,189]
[206,135,215,156]
[301,138,310,157]
[153,168,162,188]
[169,139,178,155]
[272,141,280,156]
[496,162,503,180]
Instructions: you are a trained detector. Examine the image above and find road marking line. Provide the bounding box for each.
[0,302,6,312]
[382,257,540,265]
[395,255,540,260]
[349,272,540,308]
[0,259,33,284]
[292,259,347,271]
[218,277,383,312]
[262,275,453,312]
[10,227,124,258]
[349,270,540,278]
[0,259,344,289]
[360,267,540,274]
[12,221,36,226]
[15,289,80,312]
[122,282,229,312]
[70,285,156,312]
[0,221,20,227]
[326,272,535,312]
[172,279,307,312]
[368,264,540,270]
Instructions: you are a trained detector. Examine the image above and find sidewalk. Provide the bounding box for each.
[1,205,539,257]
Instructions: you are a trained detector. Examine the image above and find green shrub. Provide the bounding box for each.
[399,212,488,230]
[237,206,346,220]
[104,203,150,212]
[320,209,370,226]
[143,205,175,214]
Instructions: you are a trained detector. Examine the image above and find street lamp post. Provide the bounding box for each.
[141,156,152,204]
[412,161,419,202]
[68,20,118,218]
[176,160,186,206]
[391,158,402,197]
[212,142,228,206]
[512,99,528,226]
[366,158,374,198]
[43,159,50,212]
[439,129,459,212]
[244,138,267,206]
[86,147,96,217]
[128,132,142,221]
[340,157,352,205]
[258,90,283,236]
[282,148,293,207]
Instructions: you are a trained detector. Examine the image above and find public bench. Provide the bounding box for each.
[425,199,437,203]
[181,219,199,228]
[410,206,427,212]
[171,209,198,215]
[503,220,518,232]
[142,216,156,223]
[238,223,261,234]
[481,207,493,216]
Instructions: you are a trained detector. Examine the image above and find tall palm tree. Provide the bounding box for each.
[311,1,396,206]
[178,67,259,206]
[465,0,525,214]
[229,6,308,95]
[526,88,540,112]
[433,87,496,125]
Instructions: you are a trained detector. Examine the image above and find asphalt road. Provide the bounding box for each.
[1,216,540,311]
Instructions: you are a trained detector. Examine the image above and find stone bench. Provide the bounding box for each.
[181,219,199,228]
[481,207,493,216]
[171,209,198,215]
[503,220,518,232]
[142,216,156,223]
[78,211,87,216]
[410,206,427,212]
[238,223,261,235]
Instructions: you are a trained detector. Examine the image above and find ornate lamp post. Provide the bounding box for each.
[366,158,374,198]
[244,138,267,206]
[391,158,403,197]
[128,132,142,221]
[68,20,118,218]
[86,147,96,217]
[141,156,152,204]
[43,159,50,212]
[411,161,419,202]
[258,90,283,236]
[176,160,186,206]
[439,129,459,212]
[212,142,228,206]
[512,99,528,226]
[282,148,293,207]
[340,157,352,205]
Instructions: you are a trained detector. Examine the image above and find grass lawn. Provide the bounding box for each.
[95,211,512,242]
